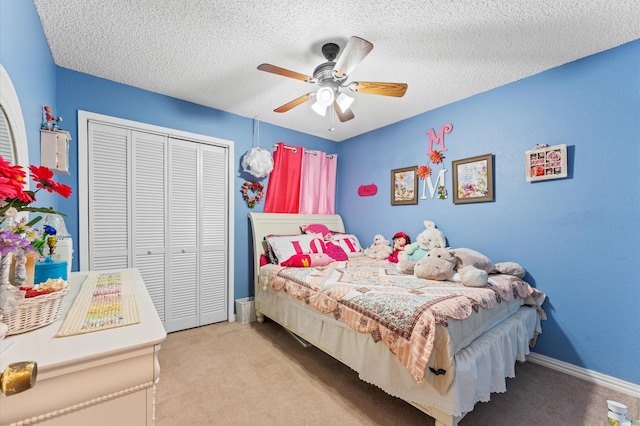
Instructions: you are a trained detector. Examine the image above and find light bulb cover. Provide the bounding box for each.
[335,92,354,113]
[311,101,327,116]
[315,87,335,107]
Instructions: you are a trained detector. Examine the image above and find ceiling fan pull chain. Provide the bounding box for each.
[329,107,335,132]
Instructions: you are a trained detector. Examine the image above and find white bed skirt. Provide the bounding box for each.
[256,288,541,417]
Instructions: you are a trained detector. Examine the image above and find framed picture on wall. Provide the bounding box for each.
[451,154,494,204]
[390,166,418,205]
[525,143,567,181]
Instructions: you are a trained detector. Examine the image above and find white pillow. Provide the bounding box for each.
[265,233,326,265]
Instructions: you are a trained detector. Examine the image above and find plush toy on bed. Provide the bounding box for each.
[364,234,394,260]
[412,247,493,287]
[412,247,525,287]
[397,220,446,273]
[387,231,410,263]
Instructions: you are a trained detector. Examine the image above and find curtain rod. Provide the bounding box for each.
[272,144,335,159]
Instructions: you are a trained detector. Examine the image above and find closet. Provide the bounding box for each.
[78,112,233,332]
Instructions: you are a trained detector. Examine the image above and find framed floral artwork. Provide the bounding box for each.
[390,166,418,205]
[525,144,567,181]
[452,154,494,204]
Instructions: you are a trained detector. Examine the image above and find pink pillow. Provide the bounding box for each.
[325,242,348,261]
[300,223,333,240]
[281,253,335,267]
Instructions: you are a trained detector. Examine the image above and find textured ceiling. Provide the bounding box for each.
[34,0,640,142]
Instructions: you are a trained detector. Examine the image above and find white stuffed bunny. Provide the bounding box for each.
[397,220,446,263]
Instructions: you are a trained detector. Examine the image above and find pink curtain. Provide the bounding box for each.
[264,142,303,213]
[299,149,337,214]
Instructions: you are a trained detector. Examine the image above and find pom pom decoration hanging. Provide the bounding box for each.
[428,149,445,164]
[241,147,273,178]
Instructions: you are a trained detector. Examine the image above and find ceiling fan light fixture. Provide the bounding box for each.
[311,101,328,116]
[315,86,335,107]
[335,92,354,113]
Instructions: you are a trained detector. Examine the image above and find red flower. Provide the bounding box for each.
[428,150,444,164]
[1,156,73,223]
[29,165,71,198]
[29,165,55,191]
[1,158,31,201]
[53,181,72,198]
[416,165,431,179]
[0,176,19,199]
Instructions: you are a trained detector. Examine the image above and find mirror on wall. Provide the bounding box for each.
[0,105,16,162]
[0,64,29,174]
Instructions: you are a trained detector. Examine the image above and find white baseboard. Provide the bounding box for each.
[526,352,640,398]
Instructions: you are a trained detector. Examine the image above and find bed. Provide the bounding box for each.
[248,212,546,426]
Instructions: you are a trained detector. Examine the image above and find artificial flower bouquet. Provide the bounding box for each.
[1,155,73,329]
[1,155,72,256]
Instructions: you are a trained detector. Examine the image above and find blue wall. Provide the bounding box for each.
[54,68,335,300]
[337,40,640,385]
[3,0,639,386]
[0,0,56,210]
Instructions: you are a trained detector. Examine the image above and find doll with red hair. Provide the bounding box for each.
[388,231,410,263]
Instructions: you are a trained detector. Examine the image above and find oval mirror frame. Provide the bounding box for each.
[0,64,29,182]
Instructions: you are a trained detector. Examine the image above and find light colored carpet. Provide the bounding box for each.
[155,320,638,425]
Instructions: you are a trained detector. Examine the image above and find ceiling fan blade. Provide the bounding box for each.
[350,81,408,97]
[333,36,374,78]
[274,93,314,113]
[333,102,354,122]
[257,63,313,82]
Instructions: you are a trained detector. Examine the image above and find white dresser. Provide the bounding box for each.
[0,269,166,425]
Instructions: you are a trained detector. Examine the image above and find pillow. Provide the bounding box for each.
[325,242,348,261]
[280,253,335,267]
[300,223,333,241]
[494,262,526,278]
[265,233,326,265]
[330,234,363,256]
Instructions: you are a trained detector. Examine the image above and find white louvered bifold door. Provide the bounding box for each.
[199,143,228,325]
[88,122,130,270]
[85,117,230,333]
[165,138,199,332]
[132,131,167,323]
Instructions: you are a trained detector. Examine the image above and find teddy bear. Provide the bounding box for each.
[413,247,520,287]
[397,220,446,273]
[387,231,410,263]
[364,234,394,260]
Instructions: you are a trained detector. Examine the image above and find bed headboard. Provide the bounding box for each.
[248,213,345,291]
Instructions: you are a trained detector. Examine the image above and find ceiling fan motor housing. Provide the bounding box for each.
[313,61,337,83]
[321,42,340,61]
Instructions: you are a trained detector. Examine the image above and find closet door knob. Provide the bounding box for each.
[147,250,153,255]
[181,249,186,253]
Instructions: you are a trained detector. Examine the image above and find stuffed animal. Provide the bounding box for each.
[397,220,446,273]
[387,231,410,263]
[364,234,394,260]
[413,247,496,287]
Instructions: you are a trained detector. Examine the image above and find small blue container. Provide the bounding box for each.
[34,258,68,285]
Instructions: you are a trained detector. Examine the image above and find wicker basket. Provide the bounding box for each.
[5,285,70,336]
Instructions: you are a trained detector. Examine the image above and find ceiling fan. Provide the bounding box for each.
[257,36,408,123]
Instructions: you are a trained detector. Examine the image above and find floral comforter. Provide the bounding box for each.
[265,256,545,385]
